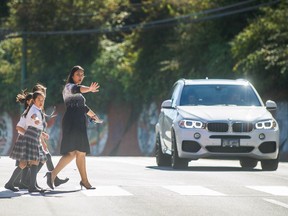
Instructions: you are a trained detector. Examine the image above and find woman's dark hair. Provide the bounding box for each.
[16,90,33,109]
[66,65,84,84]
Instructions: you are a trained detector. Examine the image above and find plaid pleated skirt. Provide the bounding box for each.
[10,126,47,162]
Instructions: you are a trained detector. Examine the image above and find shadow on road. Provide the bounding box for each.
[0,188,81,199]
[43,189,81,196]
[146,166,262,172]
[0,190,21,199]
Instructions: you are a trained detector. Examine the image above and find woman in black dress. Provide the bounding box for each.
[45,65,101,190]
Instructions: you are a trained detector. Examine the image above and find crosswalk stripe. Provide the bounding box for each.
[80,186,133,197]
[2,186,288,198]
[263,199,288,209]
[162,185,225,196]
[246,186,288,196]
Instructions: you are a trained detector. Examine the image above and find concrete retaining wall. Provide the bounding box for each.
[1,101,288,161]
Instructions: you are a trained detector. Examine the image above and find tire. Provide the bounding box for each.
[155,134,171,166]
[240,158,258,169]
[171,130,188,169]
[261,157,279,171]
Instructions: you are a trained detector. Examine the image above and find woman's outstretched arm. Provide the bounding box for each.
[80,82,100,93]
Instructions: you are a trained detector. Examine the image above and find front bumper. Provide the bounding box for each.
[174,126,279,160]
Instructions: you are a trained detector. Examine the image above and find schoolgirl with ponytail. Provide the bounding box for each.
[5,90,33,191]
[5,91,47,193]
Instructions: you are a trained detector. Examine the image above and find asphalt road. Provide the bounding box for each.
[0,156,288,216]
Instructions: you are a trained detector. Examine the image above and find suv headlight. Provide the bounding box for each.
[255,120,277,129]
[179,120,205,129]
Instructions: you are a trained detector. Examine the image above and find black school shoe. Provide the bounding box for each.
[4,183,19,192]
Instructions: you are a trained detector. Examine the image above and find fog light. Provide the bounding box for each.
[194,132,201,139]
[259,133,265,140]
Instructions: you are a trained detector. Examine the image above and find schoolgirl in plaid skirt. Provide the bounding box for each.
[10,126,47,162]
[5,91,47,193]
[4,91,32,190]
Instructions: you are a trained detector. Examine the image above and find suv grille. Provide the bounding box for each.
[232,122,253,132]
[207,123,228,132]
[207,122,254,133]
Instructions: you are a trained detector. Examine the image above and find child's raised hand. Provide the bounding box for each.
[42,132,49,140]
[91,114,103,124]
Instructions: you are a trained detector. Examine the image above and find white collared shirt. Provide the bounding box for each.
[25,104,44,131]
[16,115,27,135]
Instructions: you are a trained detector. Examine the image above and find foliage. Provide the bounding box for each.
[112,0,255,105]
[90,36,137,111]
[0,0,287,113]
[1,0,125,111]
[231,3,288,97]
[0,38,22,111]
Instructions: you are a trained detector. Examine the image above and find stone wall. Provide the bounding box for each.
[1,101,288,161]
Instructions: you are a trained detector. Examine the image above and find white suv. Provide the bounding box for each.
[155,79,279,170]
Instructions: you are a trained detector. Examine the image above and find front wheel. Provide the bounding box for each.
[155,134,171,166]
[240,158,258,169]
[171,131,188,169]
[261,157,279,171]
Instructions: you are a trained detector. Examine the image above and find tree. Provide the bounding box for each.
[0,0,284,113]
[116,0,262,105]
[0,0,124,110]
[0,38,22,111]
[231,3,288,98]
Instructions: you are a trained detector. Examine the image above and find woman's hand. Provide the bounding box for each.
[91,114,103,124]
[89,82,100,93]
[41,132,49,140]
[41,137,48,152]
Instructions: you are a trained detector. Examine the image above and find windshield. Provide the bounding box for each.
[180,84,262,106]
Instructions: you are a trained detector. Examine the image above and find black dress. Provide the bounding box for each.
[60,83,90,155]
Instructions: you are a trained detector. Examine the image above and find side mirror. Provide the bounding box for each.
[161,99,172,108]
[266,100,277,111]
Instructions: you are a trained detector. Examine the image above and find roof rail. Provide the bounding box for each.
[180,78,186,84]
[236,78,248,82]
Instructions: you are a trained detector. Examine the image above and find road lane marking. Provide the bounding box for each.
[80,186,133,196]
[1,186,133,198]
[246,186,288,196]
[162,186,225,196]
[263,199,288,209]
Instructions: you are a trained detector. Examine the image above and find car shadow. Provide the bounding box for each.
[146,166,262,172]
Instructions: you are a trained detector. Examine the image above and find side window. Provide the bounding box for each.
[171,83,182,107]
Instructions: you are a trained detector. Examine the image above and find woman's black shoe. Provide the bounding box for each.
[4,183,19,192]
[80,181,96,190]
[44,172,54,189]
[54,177,69,187]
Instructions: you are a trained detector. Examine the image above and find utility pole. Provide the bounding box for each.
[19,0,28,114]
[21,33,27,91]
[19,32,27,114]
[21,0,27,92]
